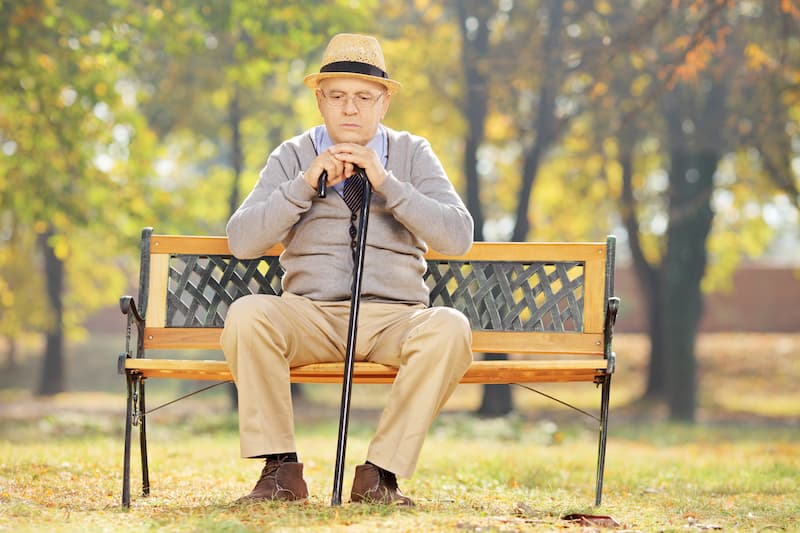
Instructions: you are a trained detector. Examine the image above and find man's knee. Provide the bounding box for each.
[432,307,471,338]
[420,308,472,363]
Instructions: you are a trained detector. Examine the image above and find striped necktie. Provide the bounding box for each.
[342,174,365,213]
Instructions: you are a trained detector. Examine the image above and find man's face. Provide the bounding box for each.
[316,77,391,145]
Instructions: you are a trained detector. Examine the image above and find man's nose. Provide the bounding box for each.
[342,96,359,114]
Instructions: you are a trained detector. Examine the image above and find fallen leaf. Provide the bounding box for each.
[563,513,621,528]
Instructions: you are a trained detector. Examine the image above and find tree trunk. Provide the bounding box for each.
[483,0,562,414]
[661,149,715,421]
[476,353,513,417]
[510,0,563,242]
[4,337,16,370]
[455,1,511,417]
[644,291,666,399]
[454,1,515,417]
[658,82,724,421]
[617,134,667,399]
[227,84,242,410]
[36,229,65,396]
[456,0,490,242]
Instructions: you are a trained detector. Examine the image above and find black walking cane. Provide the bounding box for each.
[318,168,372,506]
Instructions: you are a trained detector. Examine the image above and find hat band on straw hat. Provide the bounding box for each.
[320,61,389,80]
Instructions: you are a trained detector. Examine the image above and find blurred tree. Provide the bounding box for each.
[437,0,799,421]
[0,0,159,394]
[455,0,491,240]
[371,1,466,183]
[0,227,50,369]
[508,0,565,242]
[586,0,800,420]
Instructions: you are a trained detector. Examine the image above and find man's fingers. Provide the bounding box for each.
[324,153,346,182]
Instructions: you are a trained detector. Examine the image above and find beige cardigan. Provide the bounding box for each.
[226,126,473,305]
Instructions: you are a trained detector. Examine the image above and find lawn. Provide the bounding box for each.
[1,333,799,531]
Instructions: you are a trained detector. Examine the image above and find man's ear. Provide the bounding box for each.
[315,89,325,111]
[381,92,392,119]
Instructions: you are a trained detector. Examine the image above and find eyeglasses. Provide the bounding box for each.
[319,89,385,110]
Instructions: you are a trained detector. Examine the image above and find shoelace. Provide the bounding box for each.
[258,460,284,481]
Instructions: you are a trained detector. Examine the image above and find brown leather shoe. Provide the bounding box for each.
[238,460,309,502]
[350,463,414,506]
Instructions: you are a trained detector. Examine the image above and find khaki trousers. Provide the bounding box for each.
[220,291,472,478]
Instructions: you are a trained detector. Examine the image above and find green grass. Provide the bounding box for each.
[1,411,799,532]
[2,332,800,531]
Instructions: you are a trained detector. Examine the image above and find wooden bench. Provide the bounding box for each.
[119,227,620,507]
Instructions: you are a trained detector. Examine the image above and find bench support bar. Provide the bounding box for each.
[122,374,133,507]
[122,372,150,508]
[595,373,612,506]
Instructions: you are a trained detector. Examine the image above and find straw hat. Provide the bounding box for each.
[304,33,401,94]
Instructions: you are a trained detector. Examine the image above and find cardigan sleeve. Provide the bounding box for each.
[226,142,317,259]
[375,137,474,255]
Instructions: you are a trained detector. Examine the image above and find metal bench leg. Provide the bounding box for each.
[139,378,150,496]
[122,373,134,507]
[595,375,611,506]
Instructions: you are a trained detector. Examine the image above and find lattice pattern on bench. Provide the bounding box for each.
[166,255,585,332]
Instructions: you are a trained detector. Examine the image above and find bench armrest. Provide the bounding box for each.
[603,296,620,374]
[120,295,144,323]
[119,295,145,373]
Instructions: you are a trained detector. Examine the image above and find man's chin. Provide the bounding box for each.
[331,129,372,145]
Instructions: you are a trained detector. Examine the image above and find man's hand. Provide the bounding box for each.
[329,143,388,189]
[306,148,349,191]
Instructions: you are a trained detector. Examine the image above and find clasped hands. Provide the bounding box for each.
[306,143,387,192]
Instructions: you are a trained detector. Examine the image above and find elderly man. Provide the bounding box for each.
[222,33,473,506]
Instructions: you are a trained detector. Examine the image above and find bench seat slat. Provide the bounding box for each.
[142,327,605,356]
[125,359,608,384]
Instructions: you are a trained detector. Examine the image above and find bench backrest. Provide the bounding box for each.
[137,229,616,357]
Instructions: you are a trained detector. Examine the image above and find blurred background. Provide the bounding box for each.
[1,0,798,426]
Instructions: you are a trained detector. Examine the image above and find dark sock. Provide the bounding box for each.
[265,452,298,463]
[366,461,397,483]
